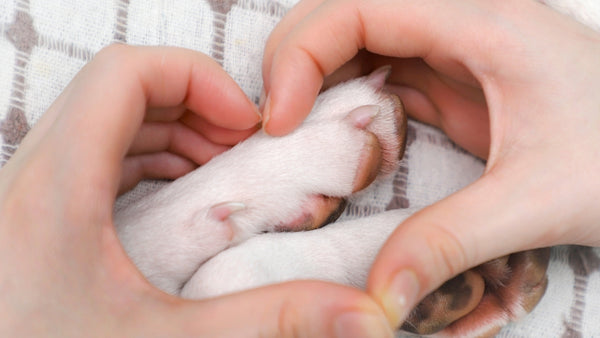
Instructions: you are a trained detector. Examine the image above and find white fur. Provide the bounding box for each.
[180,0,600,302]
[114,75,400,295]
[114,1,600,334]
[180,208,415,298]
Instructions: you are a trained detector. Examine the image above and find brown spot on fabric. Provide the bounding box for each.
[207,0,239,65]
[240,0,288,17]
[206,0,290,67]
[1,106,29,147]
[568,246,600,276]
[386,123,416,210]
[561,246,600,337]
[2,5,35,164]
[114,0,130,43]
[562,326,583,338]
[343,203,382,218]
[208,0,239,14]
[5,9,38,54]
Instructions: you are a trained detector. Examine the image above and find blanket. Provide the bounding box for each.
[1,1,599,336]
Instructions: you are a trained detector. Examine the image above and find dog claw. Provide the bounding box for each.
[346,104,380,129]
[208,202,246,221]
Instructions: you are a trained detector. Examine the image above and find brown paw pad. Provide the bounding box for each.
[401,248,551,337]
[401,270,485,335]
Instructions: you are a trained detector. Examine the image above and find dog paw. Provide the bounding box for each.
[402,248,551,337]
[248,66,406,234]
[191,67,406,245]
[114,67,406,294]
[180,207,550,338]
[180,208,415,299]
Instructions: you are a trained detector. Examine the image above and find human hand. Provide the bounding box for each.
[261,0,600,328]
[0,45,391,337]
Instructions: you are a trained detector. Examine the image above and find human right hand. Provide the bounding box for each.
[261,0,600,328]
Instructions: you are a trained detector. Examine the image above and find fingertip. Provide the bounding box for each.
[370,269,421,329]
[364,199,485,331]
[261,90,315,136]
[366,174,541,329]
[189,65,262,130]
[261,69,322,136]
[261,0,373,136]
[366,206,475,321]
[174,281,392,337]
[262,17,339,135]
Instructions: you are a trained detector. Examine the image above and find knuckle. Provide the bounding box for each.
[275,299,304,338]
[421,221,470,281]
[92,44,140,77]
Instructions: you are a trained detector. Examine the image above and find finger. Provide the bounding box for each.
[164,281,393,337]
[145,105,187,122]
[94,229,392,337]
[119,152,197,195]
[357,55,489,158]
[320,50,372,90]
[386,85,440,126]
[145,107,260,145]
[365,161,580,329]
[313,54,445,126]
[39,45,259,204]
[299,49,491,158]
[261,0,519,136]
[128,121,231,163]
[262,0,327,91]
[180,112,259,146]
[381,59,490,158]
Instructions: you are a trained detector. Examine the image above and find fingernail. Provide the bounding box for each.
[334,312,393,338]
[241,91,260,122]
[261,94,271,132]
[258,89,267,111]
[380,270,419,328]
[252,104,263,123]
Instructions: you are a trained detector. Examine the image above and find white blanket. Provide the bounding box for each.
[1,0,599,336]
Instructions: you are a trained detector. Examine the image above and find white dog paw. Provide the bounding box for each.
[114,67,406,295]
[180,209,415,299]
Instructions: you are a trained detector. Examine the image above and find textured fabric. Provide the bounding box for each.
[0,1,599,336]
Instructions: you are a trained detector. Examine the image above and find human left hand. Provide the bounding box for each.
[0,45,391,337]
[260,0,600,330]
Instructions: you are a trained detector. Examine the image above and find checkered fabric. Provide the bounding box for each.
[1,1,599,336]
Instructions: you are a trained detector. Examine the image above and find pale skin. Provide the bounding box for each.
[261,0,600,329]
[2,1,600,336]
[0,46,391,337]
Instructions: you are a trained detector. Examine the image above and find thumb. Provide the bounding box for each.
[158,281,393,337]
[366,168,561,328]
